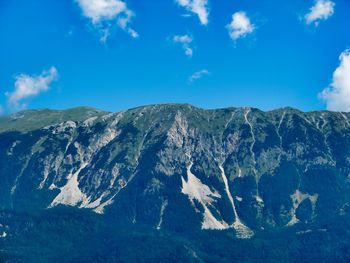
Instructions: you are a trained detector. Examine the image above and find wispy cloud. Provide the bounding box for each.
[226,12,255,41]
[173,34,193,57]
[304,0,335,26]
[176,0,209,25]
[188,69,210,83]
[6,67,58,111]
[319,49,350,112]
[76,0,138,42]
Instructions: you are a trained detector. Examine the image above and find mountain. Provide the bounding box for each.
[1,104,350,262]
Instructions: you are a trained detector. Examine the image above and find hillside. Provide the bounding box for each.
[1,104,350,262]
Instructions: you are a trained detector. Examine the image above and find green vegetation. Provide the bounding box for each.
[0,107,107,133]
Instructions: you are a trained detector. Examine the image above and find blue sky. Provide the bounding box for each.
[0,0,349,113]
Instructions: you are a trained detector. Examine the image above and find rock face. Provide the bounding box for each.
[1,104,350,261]
[1,104,350,230]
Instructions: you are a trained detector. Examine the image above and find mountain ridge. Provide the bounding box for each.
[1,103,350,262]
[1,103,348,133]
[1,103,345,119]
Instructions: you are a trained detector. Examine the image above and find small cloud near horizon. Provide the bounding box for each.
[188,69,210,83]
[5,67,58,111]
[319,49,350,112]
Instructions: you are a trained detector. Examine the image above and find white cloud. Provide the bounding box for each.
[189,69,210,83]
[76,0,138,42]
[176,0,209,25]
[305,0,335,26]
[226,12,255,41]
[173,35,193,57]
[6,67,58,110]
[319,49,350,112]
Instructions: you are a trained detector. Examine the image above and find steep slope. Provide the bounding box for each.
[1,104,350,261]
